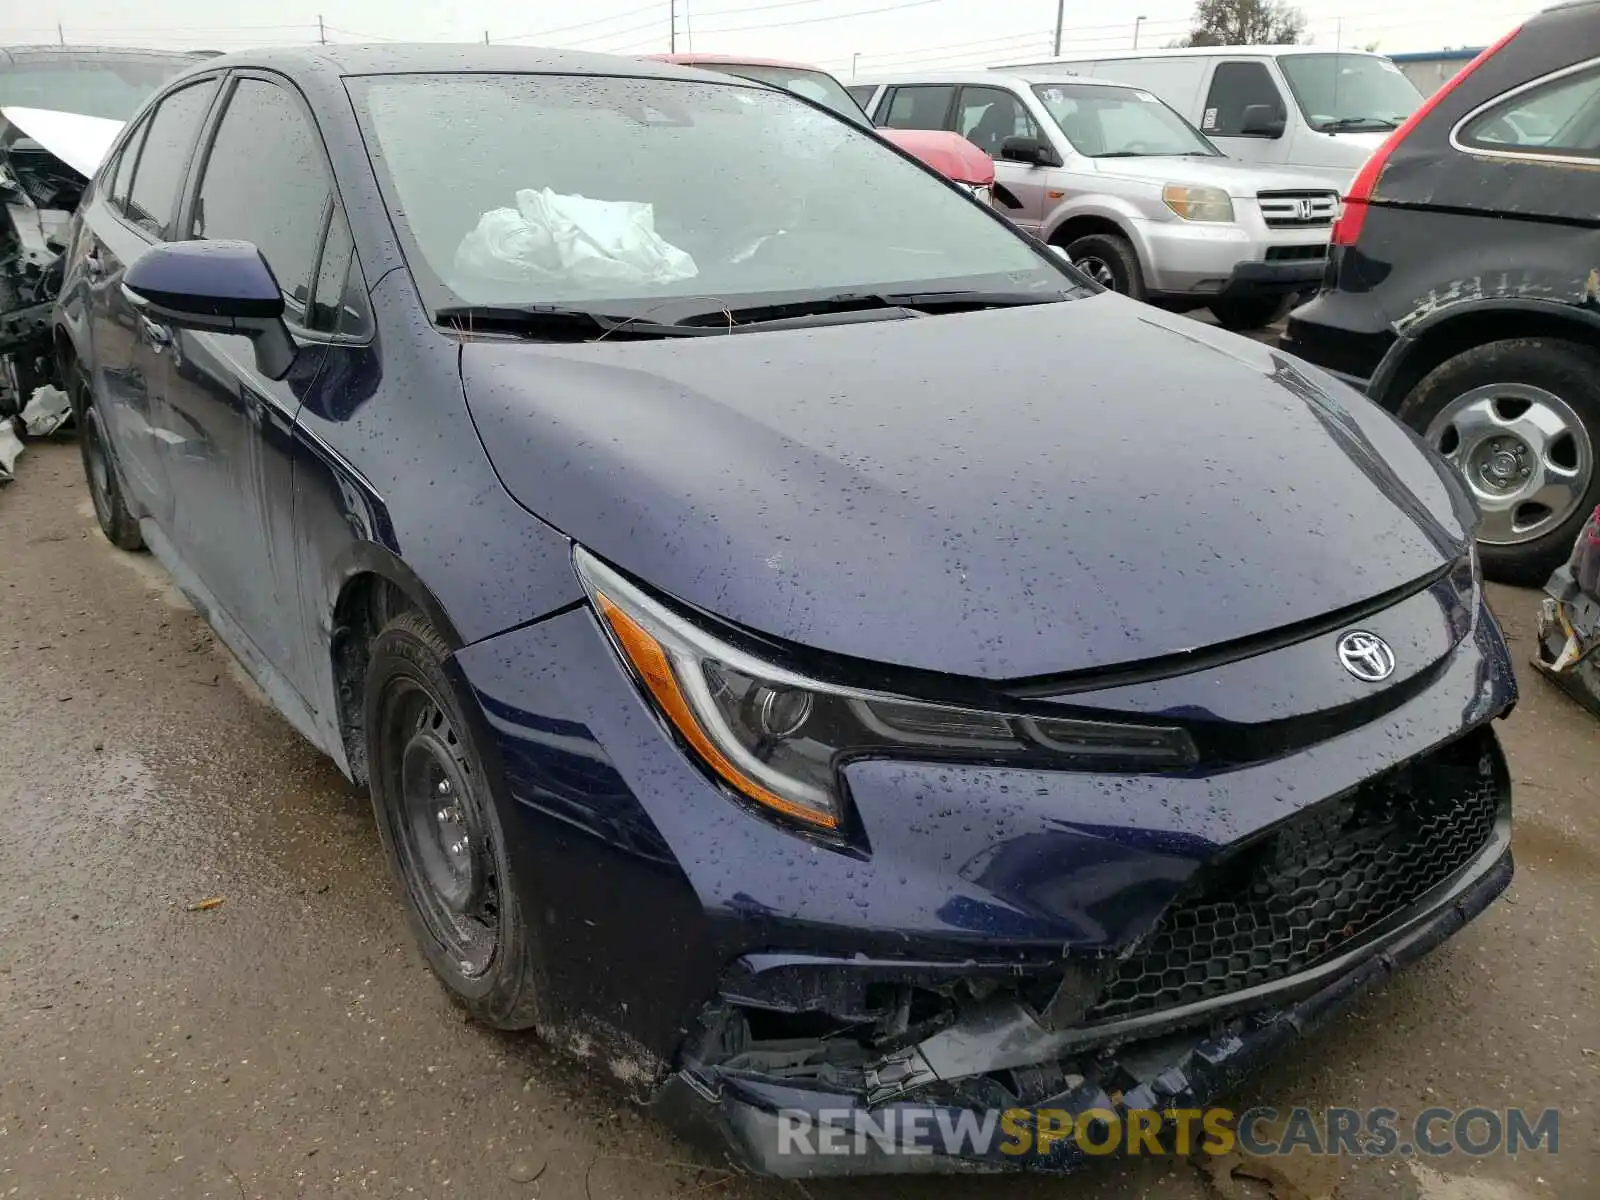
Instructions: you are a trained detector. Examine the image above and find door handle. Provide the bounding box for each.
[139,316,172,350]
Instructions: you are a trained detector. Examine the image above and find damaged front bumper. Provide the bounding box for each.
[653,729,1514,1176]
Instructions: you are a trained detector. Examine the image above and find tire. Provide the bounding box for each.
[1397,338,1600,586]
[364,610,542,1029]
[1208,295,1292,331]
[1061,232,1145,301]
[73,368,143,551]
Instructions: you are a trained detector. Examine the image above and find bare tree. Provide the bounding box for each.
[1177,0,1306,46]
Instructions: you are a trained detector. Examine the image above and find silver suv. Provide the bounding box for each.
[855,71,1339,330]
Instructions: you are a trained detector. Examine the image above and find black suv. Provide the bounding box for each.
[1281,0,1600,584]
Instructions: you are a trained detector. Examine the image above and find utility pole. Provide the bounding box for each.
[1053,0,1064,56]
[1335,16,1342,51]
[1133,15,1145,48]
[670,0,676,52]
[851,51,860,79]
[317,14,326,44]
[56,21,64,45]
[484,30,490,44]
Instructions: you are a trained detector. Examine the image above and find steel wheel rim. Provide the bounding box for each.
[1074,254,1118,290]
[385,680,500,978]
[81,404,114,529]
[1424,383,1593,546]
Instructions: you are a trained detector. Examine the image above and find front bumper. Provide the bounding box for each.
[658,833,1512,1175]
[452,575,1516,1150]
[1136,209,1329,300]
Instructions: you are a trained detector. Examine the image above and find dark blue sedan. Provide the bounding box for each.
[53,45,1516,1174]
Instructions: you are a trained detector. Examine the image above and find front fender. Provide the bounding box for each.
[1040,195,1156,271]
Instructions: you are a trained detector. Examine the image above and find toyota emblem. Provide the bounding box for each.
[1337,631,1396,682]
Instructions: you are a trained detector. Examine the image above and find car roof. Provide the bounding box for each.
[649,53,827,71]
[852,68,1143,88]
[0,45,205,65]
[997,45,1386,64]
[190,43,730,85]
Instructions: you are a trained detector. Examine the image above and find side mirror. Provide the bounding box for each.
[121,239,296,381]
[999,135,1060,167]
[1239,104,1286,138]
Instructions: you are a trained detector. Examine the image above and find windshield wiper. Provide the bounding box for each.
[681,289,1070,327]
[1320,116,1399,132]
[436,304,712,340]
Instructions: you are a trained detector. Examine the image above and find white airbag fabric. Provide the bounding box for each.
[455,188,697,287]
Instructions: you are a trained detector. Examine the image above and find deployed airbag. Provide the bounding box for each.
[454,188,697,288]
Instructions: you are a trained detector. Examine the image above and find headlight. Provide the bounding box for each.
[575,547,1197,834]
[1162,183,1235,222]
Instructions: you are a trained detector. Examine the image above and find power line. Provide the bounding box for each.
[692,0,879,18]
[693,0,942,36]
[497,2,667,45]
[842,28,1056,64]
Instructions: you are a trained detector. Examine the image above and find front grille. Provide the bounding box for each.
[1265,244,1328,262]
[1257,190,1339,228]
[1084,731,1505,1024]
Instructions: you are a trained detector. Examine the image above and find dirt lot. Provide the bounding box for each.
[1,439,1596,1199]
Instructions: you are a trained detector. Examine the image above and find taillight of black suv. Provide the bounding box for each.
[1282,0,1600,584]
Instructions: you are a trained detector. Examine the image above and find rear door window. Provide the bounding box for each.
[190,77,333,328]
[124,79,218,236]
[1458,64,1600,159]
[881,85,956,131]
[1201,61,1285,136]
[955,86,1041,156]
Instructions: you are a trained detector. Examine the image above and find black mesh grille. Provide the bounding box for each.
[1084,731,1505,1024]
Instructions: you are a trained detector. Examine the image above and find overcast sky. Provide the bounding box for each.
[1,0,1544,77]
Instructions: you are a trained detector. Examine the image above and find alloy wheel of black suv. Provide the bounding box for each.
[1280,0,1600,584]
[1401,339,1600,585]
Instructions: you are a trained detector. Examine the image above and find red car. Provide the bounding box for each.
[649,54,996,204]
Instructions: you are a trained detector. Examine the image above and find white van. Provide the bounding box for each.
[992,47,1426,188]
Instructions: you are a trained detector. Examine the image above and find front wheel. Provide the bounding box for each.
[365,611,542,1029]
[1398,338,1600,586]
[1061,232,1145,301]
[1208,295,1292,331]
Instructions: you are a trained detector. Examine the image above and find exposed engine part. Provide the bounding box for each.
[1535,504,1600,716]
[0,116,85,419]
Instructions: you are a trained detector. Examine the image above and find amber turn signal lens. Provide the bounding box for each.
[595,592,841,830]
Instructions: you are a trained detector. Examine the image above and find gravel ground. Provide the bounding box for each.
[1,438,1595,1200]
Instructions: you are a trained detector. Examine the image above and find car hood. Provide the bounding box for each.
[877,128,995,186]
[459,293,1468,680]
[1088,154,1339,197]
[0,105,122,178]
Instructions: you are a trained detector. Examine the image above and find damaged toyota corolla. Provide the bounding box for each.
[56,46,1516,1175]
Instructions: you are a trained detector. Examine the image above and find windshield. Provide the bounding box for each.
[1279,54,1423,132]
[716,64,872,128]
[350,73,1068,316]
[0,52,197,120]
[1031,81,1220,157]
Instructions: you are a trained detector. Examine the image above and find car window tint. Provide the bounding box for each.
[881,85,955,131]
[845,84,877,112]
[1460,64,1600,158]
[309,204,355,334]
[955,86,1040,157]
[125,80,217,236]
[192,78,331,326]
[1200,61,1284,136]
